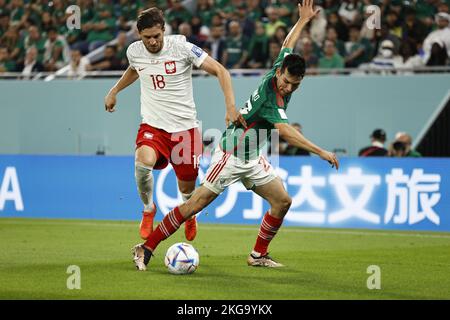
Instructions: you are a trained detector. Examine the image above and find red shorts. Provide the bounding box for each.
[135,124,202,181]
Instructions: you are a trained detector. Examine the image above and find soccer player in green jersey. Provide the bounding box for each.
[132,0,339,270]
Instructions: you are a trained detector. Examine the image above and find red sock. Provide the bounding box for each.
[253,211,283,256]
[144,206,185,251]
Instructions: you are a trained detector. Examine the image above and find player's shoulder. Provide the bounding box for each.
[126,40,145,57]
[165,34,188,49]
[164,34,187,56]
[164,35,200,59]
[166,34,187,42]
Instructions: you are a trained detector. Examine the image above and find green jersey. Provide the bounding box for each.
[318,53,345,69]
[87,17,116,43]
[220,48,293,161]
[0,59,16,72]
[224,35,248,68]
[406,150,422,157]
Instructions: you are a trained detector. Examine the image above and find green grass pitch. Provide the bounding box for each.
[1,218,449,300]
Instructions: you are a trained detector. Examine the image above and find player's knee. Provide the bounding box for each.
[135,154,155,168]
[284,196,292,210]
[277,195,292,213]
[135,160,154,171]
[135,146,157,168]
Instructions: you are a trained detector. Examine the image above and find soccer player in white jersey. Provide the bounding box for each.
[104,8,246,242]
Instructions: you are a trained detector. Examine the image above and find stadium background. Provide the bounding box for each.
[1,0,450,300]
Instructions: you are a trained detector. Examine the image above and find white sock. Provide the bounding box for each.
[181,190,194,202]
[135,163,154,212]
[181,190,195,220]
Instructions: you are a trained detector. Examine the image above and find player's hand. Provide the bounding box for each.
[319,150,339,170]
[298,0,320,23]
[104,91,117,113]
[226,108,247,128]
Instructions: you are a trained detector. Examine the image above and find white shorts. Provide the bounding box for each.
[202,147,277,195]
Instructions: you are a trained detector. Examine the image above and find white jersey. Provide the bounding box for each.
[126,35,208,133]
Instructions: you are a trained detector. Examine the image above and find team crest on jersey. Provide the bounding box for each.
[165,61,177,74]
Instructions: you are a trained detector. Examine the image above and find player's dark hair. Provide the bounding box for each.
[281,54,306,78]
[137,8,165,32]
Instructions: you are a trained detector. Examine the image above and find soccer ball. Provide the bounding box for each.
[164,242,199,275]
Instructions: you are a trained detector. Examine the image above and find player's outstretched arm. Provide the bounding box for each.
[275,122,339,170]
[200,56,247,128]
[104,66,139,113]
[282,0,320,50]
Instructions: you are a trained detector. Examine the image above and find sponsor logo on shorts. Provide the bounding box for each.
[144,132,153,139]
[165,61,176,74]
[191,45,203,58]
[219,177,226,187]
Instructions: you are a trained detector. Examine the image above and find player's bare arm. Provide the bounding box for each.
[200,56,247,128]
[104,66,139,113]
[275,122,339,170]
[282,0,320,50]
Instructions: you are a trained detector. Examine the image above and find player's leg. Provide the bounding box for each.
[132,186,218,271]
[135,145,158,240]
[247,177,292,267]
[134,124,172,239]
[177,178,198,241]
[239,155,291,267]
[171,127,203,241]
[145,185,217,253]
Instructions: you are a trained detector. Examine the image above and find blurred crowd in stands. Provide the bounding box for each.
[1,0,450,77]
[359,128,422,157]
[272,125,422,157]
